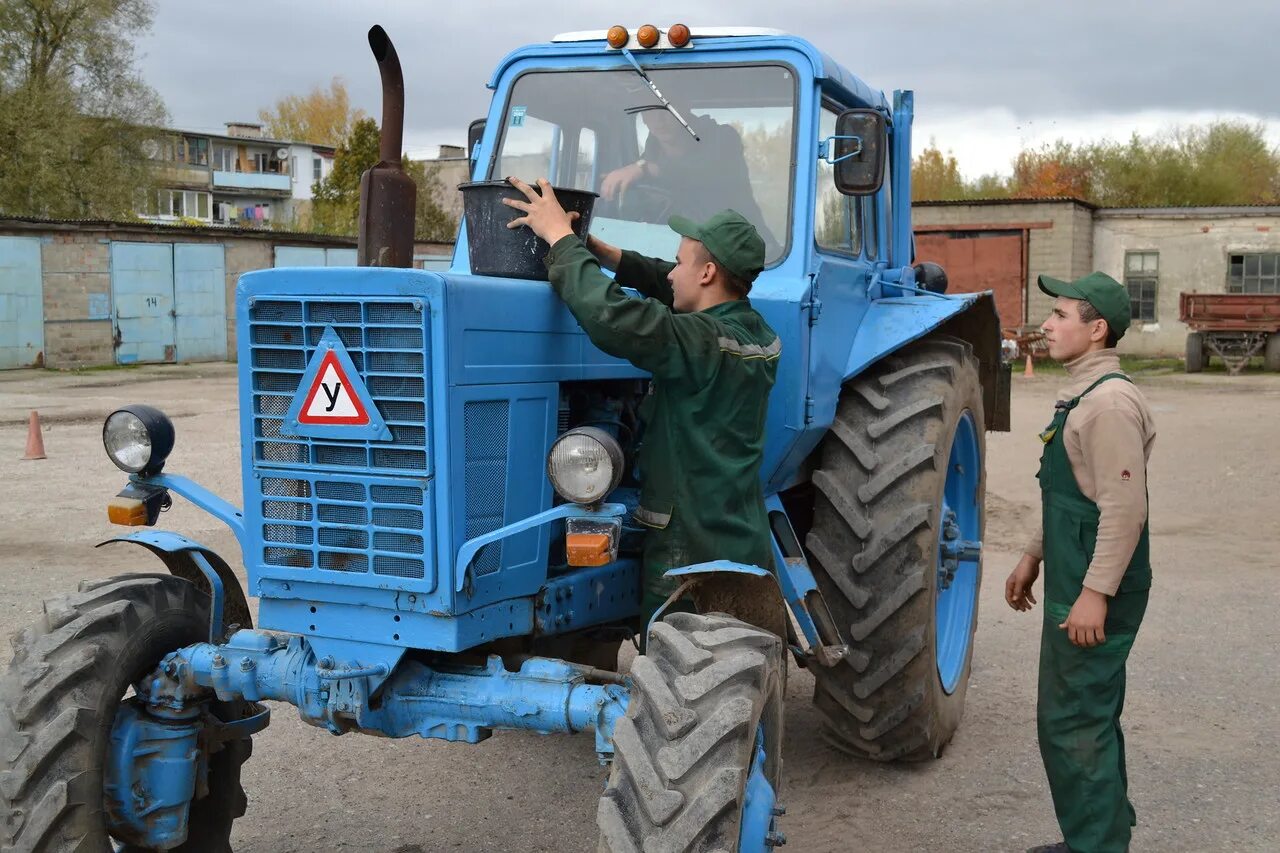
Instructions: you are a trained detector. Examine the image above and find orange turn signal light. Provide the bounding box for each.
[107,497,149,526]
[606,25,629,48]
[636,24,660,48]
[668,23,691,47]
[567,533,612,567]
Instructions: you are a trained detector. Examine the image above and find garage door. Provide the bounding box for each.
[914,230,1025,329]
[174,244,227,362]
[0,236,44,369]
[274,246,358,267]
[111,242,228,364]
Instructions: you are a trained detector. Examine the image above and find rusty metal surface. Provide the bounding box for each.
[914,230,1026,329]
[357,26,416,269]
[1179,292,1280,332]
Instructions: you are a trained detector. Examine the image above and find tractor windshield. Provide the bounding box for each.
[491,64,796,265]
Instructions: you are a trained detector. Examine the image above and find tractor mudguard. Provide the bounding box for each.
[845,291,1010,431]
[97,531,252,636]
[657,561,787,641]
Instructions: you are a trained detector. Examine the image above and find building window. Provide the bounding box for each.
[146,189,212,221]
[313,157,323,181]
[213,146,236,172]
[1125,251,1158,322]
[1228,253,1280,294]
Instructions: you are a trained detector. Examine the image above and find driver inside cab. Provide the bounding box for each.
[598,106,773,247]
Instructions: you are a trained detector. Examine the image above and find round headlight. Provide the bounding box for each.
[547,427,624,505]
[103,404,175,475]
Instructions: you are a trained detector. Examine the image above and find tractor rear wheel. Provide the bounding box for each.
[0,574,255,852]
[1186,332,1205,373]
[597,612,785,852]
[805,336,985,761]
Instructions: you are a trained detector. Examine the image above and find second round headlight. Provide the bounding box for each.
[547,426,624,505]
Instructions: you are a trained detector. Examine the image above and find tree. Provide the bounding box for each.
[259,77,366,146]
[912,141,966,201]
[310,117,456,241]
[0,0,166,219]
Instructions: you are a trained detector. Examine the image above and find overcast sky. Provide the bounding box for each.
[137,0,1280,179]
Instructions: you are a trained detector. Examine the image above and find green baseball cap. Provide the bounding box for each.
[1038,271,1131,339]
[668,209,766,284]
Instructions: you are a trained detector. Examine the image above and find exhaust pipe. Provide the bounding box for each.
[358,25,416,268]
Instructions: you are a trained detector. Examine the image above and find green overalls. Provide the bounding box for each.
[1036,373,1152,853]
[545,236,778,618]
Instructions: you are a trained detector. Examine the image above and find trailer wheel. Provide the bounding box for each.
[1265,333,1280,372]
[1186,332,1205,373]
[597,613,785,852]
[0,574,254,852]
[804,336,984,761]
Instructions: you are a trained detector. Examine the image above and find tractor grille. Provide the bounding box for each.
[463,400,510,577]
[258,475,428,580]
[248,299,428,475]
[247,297,432,584]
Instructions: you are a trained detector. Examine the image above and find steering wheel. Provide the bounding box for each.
[596,180,676,224]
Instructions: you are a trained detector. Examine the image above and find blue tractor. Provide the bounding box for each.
[0,24,1009,852]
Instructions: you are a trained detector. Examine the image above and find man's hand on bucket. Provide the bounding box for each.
[503,177,579,245]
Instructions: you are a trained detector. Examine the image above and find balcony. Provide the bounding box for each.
[213,170,290,193]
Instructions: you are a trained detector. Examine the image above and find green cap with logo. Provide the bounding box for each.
[1038,271,1131,340]
[668,209,766,284]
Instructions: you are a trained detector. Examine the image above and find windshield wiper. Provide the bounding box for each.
[620,48,700,141]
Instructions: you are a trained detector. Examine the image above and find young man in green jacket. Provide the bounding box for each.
[502,177,779,618]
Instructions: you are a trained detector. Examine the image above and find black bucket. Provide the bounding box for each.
[459,181,598,280]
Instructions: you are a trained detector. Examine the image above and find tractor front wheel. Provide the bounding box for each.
[597,612,785,852]
[0,574,255,852]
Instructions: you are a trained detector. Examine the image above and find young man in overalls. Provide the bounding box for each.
[1006,273,1157,853]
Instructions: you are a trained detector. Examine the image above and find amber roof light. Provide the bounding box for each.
[668,23,691,47]
[636,24,660,48]
[607,25,629,48]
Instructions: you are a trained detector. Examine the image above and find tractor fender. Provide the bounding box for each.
[96,531,252,633]
[845,292,1009,431]
[657,561,787,641]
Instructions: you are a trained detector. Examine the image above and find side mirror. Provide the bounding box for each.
[913,261,948,294]
[833,109,887,196]
[467,118,486,174]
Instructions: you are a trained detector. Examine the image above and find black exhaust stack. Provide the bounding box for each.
[358,26,416,268]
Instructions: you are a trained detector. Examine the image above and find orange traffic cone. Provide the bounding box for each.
[23,410,46,460]
[1024,354,1035,378]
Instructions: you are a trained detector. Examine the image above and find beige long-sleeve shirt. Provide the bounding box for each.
[1025,349,1156,596]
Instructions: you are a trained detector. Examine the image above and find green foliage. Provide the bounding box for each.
[911,140,967,201]
[310,117,457,241]
[0,0,166,219]
[913,120,1280,207]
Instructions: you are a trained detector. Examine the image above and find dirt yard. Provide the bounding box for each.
[0,363,1276,852]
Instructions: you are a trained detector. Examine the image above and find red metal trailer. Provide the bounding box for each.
[1180,292,1280,375]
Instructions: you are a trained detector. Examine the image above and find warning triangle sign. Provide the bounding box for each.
[281,326,392,442]
[298,352,369,425]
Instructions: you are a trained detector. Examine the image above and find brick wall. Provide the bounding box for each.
[0,219,402,369]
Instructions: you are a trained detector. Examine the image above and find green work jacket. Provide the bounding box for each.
[545,235,778,575]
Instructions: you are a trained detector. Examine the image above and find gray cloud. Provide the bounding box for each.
[138,0,1279,149]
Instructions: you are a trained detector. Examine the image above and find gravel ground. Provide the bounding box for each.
[0,363,1276,852]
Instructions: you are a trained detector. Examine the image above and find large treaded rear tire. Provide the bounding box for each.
[805,336,985,761]
[0,574,254,852]
[597,612,784,852]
